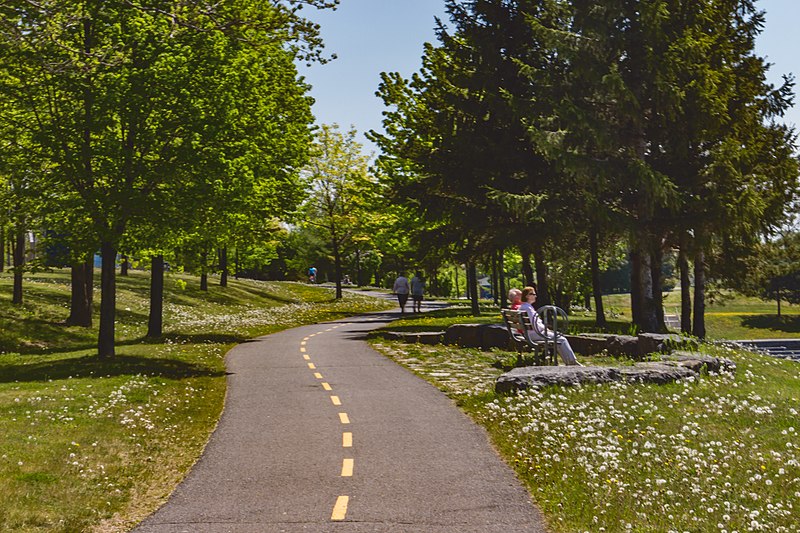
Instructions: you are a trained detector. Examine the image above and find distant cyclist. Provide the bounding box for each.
[308,266,317,284]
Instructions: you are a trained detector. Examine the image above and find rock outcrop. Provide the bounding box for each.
[495,353,735,393]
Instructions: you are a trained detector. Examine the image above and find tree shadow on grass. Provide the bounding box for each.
[740,314,800,334]
[0,355,226,383]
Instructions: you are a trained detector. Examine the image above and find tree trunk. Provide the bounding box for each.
[532,248,551,306]
[630,247,642,327]
[332,238,343,299]
[200,249,208,291]
[777,288,782,317]
[0,225,4,272]
[85,252,94,307]
[219,247,228,287]
[355,250,362,287]
[147,254,164,338]
[66,259,92,326]
[12,227,24,305]
[650,243,666,333]
[692,248,706,339]
[234,247,240,279]
[520,248,534,286]
[499,248,507,308]
[589,229,606,328]
[678,244,692,334]
[98,240,117,358]
[632,239,658,332]
[454,266,460,298]
[120,254,129,276]
[491,252,499,305]
[467,261,480,316]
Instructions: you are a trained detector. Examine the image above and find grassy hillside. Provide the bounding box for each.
[0,269,393,532]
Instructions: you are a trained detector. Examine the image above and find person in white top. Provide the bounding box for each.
[392,273,411,314]
[518,285,582,366]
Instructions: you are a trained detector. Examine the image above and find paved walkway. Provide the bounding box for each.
[134,301,546,532]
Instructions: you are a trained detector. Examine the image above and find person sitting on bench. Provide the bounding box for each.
[508,288,522,310]
[519,285,583,366]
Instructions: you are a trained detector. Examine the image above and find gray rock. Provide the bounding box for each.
[617,362,696,384]
[372,331,444,344]
[495,358,723,393]
[608,335,639,357]
[481,324,515,350]
[638,333,699,355]
[444,324,483,347]
[444,323,515,349]
[666,352,737,373]
[566,334,612,356]
[495,366,621,393]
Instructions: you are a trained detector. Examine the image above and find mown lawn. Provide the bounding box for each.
[0,269,392,532]
[370,339,800,532]
[600,291,800,340]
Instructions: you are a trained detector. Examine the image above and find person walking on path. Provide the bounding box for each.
[410,271,425,313]
[392,272,410,314]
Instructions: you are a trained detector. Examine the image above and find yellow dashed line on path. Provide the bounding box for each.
[314,372,323,379]
[300,341,306,346]
[331,495,349,521]
[322,382,332,391]
[308,363,316,370]
[303,354,310,361]
[300,347,306,353]
[341,458,354,477]
[331,396,341,406]
[342,432,352,447]
[339,413,350,424]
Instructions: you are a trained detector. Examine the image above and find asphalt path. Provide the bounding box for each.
[134,298,546,532]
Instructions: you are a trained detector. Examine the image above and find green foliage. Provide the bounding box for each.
[301,124,378,295]
[741,231,800,305]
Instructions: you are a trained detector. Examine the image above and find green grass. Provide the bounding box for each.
[0,269,393,532]
[600,290,800,340]
[369,339,800,532]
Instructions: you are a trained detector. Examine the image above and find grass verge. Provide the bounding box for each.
[369,312,800,532]
[0,270,393,532]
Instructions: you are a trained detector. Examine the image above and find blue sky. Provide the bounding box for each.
[299,0,799,155]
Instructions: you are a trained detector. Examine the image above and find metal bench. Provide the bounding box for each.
[501,306,569,366]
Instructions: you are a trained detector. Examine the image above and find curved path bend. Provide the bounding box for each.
[135,305,546,532]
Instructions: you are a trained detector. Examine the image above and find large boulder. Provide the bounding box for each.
[566,334,612,356]
[444,323,514,350]
[607,335,639,357]
[638,333,699,356]
[616,362,696,384]
[666,351,737,374]
[444,324,483,348]
[369,331,445,344]
[495,357,734,392]
[495,366,621,393]
[481,324,515,350]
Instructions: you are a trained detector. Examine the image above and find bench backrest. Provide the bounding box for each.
[500,309,533,337]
